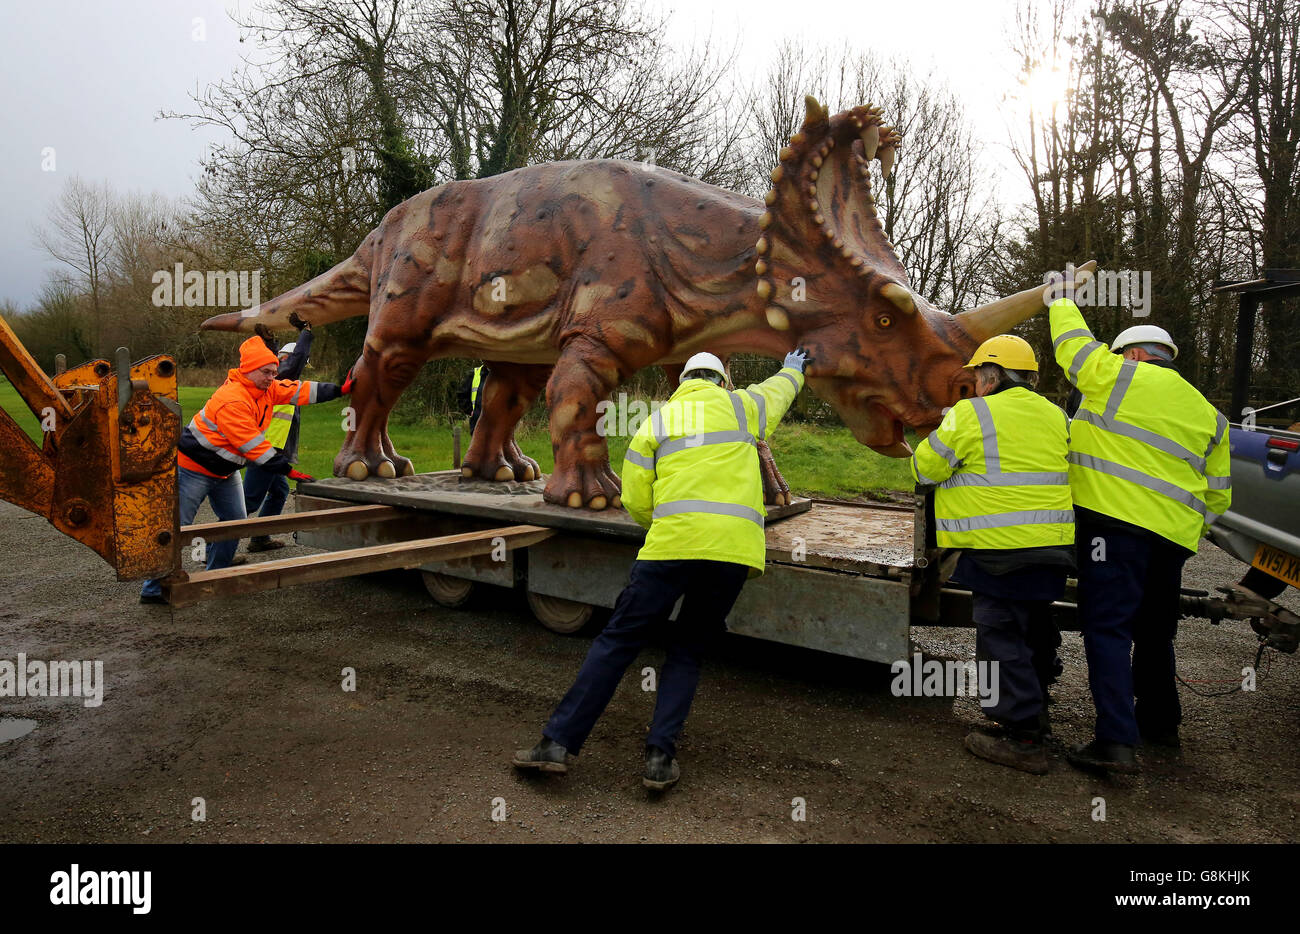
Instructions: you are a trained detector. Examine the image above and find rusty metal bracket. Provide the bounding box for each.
[0,316,180,580]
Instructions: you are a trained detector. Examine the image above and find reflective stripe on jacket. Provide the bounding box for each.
[620,366,804,575]
[1049,298,1231,552]
[470,366,483,408]
[910,386,1074,549]
[178,368,338,477]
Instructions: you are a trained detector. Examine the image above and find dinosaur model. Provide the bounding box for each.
[203,96,1089,509]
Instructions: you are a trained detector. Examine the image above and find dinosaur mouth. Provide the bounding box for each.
[867,408,912,458]
[855,401,912,458]
[805,378,918,458]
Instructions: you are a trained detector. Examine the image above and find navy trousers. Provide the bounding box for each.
[244,463,290,519]
[1077,519,1188,746]
[973,594,1060,732]
[543,559,749,758]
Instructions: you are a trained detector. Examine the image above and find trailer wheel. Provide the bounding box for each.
[527,592,593,634]
[421,571,474,608]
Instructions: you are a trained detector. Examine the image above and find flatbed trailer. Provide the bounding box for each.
[286,470,1058,664]
[3,313,1292,659]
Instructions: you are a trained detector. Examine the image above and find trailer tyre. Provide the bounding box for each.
[421,571,475,608]
[527,592,594,634]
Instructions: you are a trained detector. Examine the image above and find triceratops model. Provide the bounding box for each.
[203,96,1089,509]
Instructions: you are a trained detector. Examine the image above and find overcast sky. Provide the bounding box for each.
[0,0,1035,308]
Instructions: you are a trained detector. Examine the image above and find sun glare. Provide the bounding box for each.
[1025,61,1073,115]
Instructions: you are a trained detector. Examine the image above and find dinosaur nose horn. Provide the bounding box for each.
[957,260,1095,344]
[200,310,252,332]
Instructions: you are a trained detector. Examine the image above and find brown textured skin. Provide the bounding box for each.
[203,102,987,509]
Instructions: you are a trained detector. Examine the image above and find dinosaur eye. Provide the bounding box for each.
[877,314,893,329]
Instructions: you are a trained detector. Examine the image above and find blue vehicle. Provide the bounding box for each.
[1204,411,1300,652]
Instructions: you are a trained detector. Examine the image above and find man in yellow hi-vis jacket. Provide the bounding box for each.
[513,349,806,790]
[1050,295,1231,775]
[911,334,1074,775]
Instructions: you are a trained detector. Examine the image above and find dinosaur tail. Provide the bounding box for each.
[200,239,373,333]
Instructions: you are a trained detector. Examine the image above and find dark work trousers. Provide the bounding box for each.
[973,594,1060,732]
[1077,517,1189,746]
[543,558,749,759]
[468,393,484,437]
[244,463,290,519]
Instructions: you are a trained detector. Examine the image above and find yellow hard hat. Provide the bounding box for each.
[964,334,1038,372]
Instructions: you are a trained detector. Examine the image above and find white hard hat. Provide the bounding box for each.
[1111,325,1177,359]
[278,342,297,356]
[681,352,726,380]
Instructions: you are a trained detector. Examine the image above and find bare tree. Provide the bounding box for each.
[1216,0,1300,396]
[749,41,1005,311]
[402,0,748,186]
[33,176,114,356]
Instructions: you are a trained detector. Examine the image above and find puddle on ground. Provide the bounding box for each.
[0,719,36,742]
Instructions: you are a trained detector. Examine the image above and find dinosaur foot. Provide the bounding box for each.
[461,440,542,483]
[542,461,622,511]
[380,435,415,478]
[334,447,415,481]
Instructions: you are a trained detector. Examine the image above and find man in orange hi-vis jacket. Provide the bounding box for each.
[140,336,351,604]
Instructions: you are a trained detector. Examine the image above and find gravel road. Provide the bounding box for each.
[0,499,1295,843]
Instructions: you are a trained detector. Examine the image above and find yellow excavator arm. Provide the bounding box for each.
[0,315,180,580]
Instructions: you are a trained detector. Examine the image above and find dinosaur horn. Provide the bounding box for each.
[861,124,880,160]
[880,282,916,314]
[957,261,1097,343]
[954,285,1048,344]
[803,94,830,129]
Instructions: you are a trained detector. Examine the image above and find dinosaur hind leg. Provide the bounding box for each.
[334,340,428,480]
[462,363,550,482]
[544,336,633,510]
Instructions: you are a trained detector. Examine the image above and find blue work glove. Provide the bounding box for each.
[783,348,809,373]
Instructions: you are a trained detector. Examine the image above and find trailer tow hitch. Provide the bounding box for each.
[1179,584,1300,653]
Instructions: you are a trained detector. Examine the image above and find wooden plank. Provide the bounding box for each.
[298,471,811,541]
[178,503,407,545]
[163,524,554,607]
[763,502,915,573]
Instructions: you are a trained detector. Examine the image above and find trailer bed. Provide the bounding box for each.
[295,472,918,662]
[298,472,916,574]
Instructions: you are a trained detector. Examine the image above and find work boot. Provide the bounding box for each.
[139,594,168,605]
[246,536,285,553]
[1066,740,1139,775]
[643,745,680,790]
[963,731,1049,775]
[978,711,1050,740]
[511,737,569,774]
[1139,727,1180,750]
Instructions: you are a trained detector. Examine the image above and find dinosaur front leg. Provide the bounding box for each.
[757,439,791,506]
[334,340,427,480]
[544,337,627,510]
[462,363,549,482]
